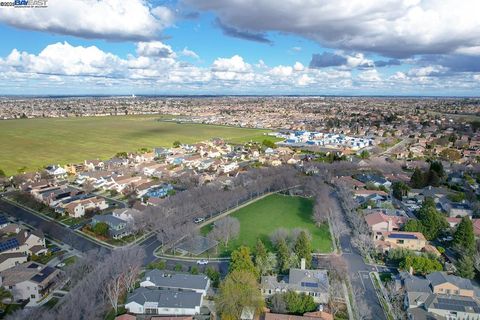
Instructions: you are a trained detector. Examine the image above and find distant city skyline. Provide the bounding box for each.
[0,0,479,96]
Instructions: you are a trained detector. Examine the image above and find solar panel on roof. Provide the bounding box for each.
[301,282,318,288]
[437,298,477,307]
[434,303,465,312]
[388,233,417,239]
[0,238,20,252]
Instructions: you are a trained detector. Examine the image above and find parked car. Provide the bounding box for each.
[56,262,66,268]
[194,217,205,224]
[196,259,208,265]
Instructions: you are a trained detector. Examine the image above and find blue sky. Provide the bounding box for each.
[0,0,479,95]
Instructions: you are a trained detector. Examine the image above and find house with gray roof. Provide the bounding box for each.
[91,214,130,239]
[403,271,480,319]
[261,261,329,304]
[125,287,203,315]
[140,270,210,295]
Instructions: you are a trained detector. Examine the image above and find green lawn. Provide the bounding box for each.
[202,194,333,256]
[0,115,270,175]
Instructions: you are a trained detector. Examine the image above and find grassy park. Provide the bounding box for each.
[202,194,333,256]
[0,115,270,175]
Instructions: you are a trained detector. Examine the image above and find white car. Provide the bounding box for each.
[56,262,66,268]
[196,259,208,265]
[194,217,205,224]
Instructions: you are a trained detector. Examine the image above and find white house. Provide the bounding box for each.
[125,287,203,315]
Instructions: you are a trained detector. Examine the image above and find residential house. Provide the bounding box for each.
[261,260,329,304]
[84,159,105,171]
[365,212,408,232]
[140,270,210,296]
[373,231,439,255]
[91,214,130,239]
[61,196,109,218]
[0,228,47,256]
[125,287,203,315]
[0,253,28,272]
[354,173,392,188]
[112,208,142,223]
[0,261,63,306]
[403,272,480,320]
[45,165,67,179]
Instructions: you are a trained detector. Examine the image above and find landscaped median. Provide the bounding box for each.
[370,272,396,320]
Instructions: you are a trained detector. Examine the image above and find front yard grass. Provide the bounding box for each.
[201,194,333,256]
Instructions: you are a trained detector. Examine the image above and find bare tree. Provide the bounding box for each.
[82,180,95,194]
[104,273,125,314]
[270,228,289,247]
[211,217,240,246]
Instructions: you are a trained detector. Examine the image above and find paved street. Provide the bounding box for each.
[0,198,107,253]
[340,233,386,320]
[0,198,228,272]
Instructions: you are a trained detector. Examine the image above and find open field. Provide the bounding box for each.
[201,194,333,256]
[0,115,270,175]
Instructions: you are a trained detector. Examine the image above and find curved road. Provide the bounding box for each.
[0,198,228,271]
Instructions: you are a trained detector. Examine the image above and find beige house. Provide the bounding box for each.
[365,212,408,232]
[0,253,28,272]
[374,231,430,253]
[0,261,63,306]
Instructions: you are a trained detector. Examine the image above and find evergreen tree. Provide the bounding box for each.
[429,161,445,178]
[456,255,475,279]
[453,216,476,255]
[392,181,410,200]
[255,239,268,261]
[416,198,448,240]
[294,231,312,268]
[230,246,258,277]
[277,238,290,274]
[410,167,425,188]
[402,219,423,233]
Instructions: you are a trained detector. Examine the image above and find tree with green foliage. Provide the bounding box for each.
[0,287,12,311]
[293,231,312,269]
[262,139,276,149]
[115,152,128,158]
[206,267,221,288]
[174,263,183,272]
[359,150,370,159]
[456,255,475,279]
[402,219,424,233]
[216,270,265,320]
[268,291,317,315]
[277,238,291,274]
[429,161,445,178]
[230,246,258,277]
[416,198,448,240]
[426,170,441,187]
[440,149,461,162]
[255,239,277,276]
[93,222,109,237]
[410,167,425,188]
[190,266,199,275]
[173,140,182,148]
[453,216,476,255]
[0,169,5,177]
[392,181,410,200]
[399,255,443,275]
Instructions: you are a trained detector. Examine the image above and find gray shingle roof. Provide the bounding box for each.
[426,272,474,291]
[127,287,202,309]
[143,269,209,291]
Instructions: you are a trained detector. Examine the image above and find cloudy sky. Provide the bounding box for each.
[0,0,479,95]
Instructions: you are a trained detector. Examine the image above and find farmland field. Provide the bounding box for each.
[0,115,271,175]
[201,194,333,256]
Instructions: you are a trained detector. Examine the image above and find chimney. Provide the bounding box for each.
[387,219,393,232]
[300,258,306,270]
[146,277,150,281]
